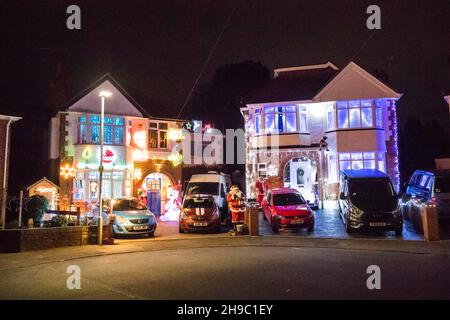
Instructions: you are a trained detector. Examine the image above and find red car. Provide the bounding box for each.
[262,188,314,233]
[179,194,222,233]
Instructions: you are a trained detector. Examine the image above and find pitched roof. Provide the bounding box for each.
[27,177,60,191]
[62,73,177,119]
[246,64,338,104]
[246,61,402,105]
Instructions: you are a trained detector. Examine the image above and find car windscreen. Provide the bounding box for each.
[349,180,397,211]
[273,193,306,206]
[183,198,215,208]
[435,176,450,193]
[186,182,219,196]
[113,199,147,211]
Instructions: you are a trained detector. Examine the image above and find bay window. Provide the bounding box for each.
[337,100,374,129]
[299,105,307,133]
[328,154,338,182]
[326,104,335,130]
[339,152,380,171]
[264,105,297,133]
[254,109,261,133]
[77,114,124,145]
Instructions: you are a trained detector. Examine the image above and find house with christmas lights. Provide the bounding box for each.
[48,74,218,216]
[241,61,402,205]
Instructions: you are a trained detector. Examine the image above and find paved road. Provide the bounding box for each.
[1,244,448,299]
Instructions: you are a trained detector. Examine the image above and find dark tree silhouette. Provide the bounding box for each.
[185,60,270,130]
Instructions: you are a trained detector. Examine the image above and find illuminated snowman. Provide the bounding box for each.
[160,186,181,221]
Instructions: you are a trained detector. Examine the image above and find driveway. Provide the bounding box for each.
[130,207,425,242]
[259,208,424,241]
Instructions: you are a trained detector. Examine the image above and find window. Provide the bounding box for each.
[336,100,374,129]
[299,105,307,133]
[258,163,267,177]
[264,106,297,133]
[378,153,386,172]
[74,179,84,200]
[326,104,335,130]
[339,152,376,170]
[375,100,383,127]
[148,122,168,149]
[77,114,124,145]
[254,109,261,134]
[328,154,338,182]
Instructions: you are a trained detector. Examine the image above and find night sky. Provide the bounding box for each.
[1,0,449,193]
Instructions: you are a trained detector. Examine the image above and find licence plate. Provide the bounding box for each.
[193,222,208,227]
[369,222,387,227]
[291,219,304,224]
[133,225,149,230]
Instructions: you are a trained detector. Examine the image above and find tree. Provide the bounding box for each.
[24,195,49,227]
[186,60,270,130]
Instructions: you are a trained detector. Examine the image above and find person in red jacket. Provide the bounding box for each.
[227,185,246,231]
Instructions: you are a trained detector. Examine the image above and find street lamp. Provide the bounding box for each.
[97,90,111,245]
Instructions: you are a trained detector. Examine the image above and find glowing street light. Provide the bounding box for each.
[97,90,112,245]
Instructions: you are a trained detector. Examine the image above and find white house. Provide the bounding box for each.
[241,61,402,204]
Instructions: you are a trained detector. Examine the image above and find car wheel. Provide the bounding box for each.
[307,224,314,232]
[148,232,155,237]
[395,228,402,236]
[263,213,267,221]
[272,226,279,233]
[214,226,221,233]
[179,227,185,233]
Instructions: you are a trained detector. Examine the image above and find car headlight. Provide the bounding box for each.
[116,215,128,225]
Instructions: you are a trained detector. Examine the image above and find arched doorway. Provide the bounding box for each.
[283,156,318,205]
[140,172,177,218]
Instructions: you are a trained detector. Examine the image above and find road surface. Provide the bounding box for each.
[0,244,448,299]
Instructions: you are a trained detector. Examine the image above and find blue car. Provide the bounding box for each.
[111,197,157,237]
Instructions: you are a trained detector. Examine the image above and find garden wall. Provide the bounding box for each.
[0,225,111,253]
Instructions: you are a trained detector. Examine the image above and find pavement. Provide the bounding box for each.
[1,209,449,299]
[0,236,449,299]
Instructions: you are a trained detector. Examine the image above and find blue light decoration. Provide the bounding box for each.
[390,99,401,192]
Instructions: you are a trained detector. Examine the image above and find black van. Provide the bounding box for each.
[338,169,403,234]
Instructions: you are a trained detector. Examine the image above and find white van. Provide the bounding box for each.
[184,172,232,221]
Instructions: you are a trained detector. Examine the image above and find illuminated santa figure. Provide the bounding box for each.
[160,186,181,221]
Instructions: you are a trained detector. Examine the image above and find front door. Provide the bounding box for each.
[146,177,162,216]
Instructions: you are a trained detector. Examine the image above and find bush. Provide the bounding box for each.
[50,215,69,227]
[24,195,49,227]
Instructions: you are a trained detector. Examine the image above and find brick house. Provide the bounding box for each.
[241,61,402,205]
[0,114,21,229]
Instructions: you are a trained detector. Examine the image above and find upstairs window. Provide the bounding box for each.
[326,104,335,130]
[299,105,308,133]
[337,100,373,129]
[264,106,297,133]
[149,122,168,149]
[77,114,124,145]
[254,109,261,134]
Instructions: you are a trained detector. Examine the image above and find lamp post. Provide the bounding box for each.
[98,90,111,245]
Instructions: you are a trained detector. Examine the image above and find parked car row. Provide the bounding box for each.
[83,169,450,238]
